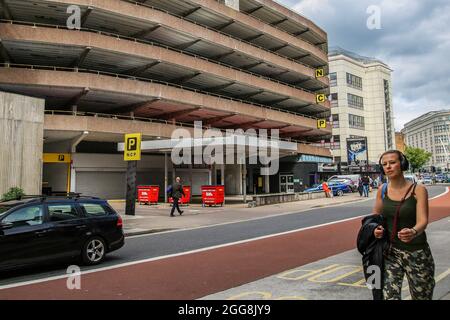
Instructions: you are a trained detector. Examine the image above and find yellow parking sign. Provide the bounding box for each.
[317,119,327,129]
[124,133,142,161]
[315,68,324,78]
[316,94,327,103]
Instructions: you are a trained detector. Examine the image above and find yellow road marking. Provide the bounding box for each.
[323,266,363,283]
[338,278,367,288]
[226,291,272,300]
[308,265,360,283]
[277,264,341,281]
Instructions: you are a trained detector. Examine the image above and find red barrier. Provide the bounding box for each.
[137,185,159,205]
[201,185,225,207]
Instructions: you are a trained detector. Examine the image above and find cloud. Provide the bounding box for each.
[281,0,450,131]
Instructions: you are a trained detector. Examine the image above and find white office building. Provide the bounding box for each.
[402,110,450,171]
[328,47,396,166]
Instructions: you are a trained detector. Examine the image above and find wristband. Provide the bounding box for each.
[411,227,418,236]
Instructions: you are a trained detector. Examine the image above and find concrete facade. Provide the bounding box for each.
[328,48,395,164]
[0,0,331,198]
[0,92,45,196]
[402,110,450,170]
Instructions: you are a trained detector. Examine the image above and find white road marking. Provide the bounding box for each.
[429,186,449,200]
[127,197,374,239]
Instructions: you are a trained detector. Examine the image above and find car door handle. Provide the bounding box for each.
[76,225,88,229]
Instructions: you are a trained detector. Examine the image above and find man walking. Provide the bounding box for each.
[169,177,185,217]
[361,175,370,197]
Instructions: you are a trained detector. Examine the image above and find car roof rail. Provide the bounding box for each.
[47,193,101,200]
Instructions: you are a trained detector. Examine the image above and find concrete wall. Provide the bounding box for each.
[0,92,44,196]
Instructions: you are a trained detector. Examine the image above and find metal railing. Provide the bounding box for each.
[121,0,328,66]
[1,62,327,121]
[215,0,328,51]
[0,19,328,94]
[44,109,327,148]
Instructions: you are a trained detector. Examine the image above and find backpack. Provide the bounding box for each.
[381,183,388,199]
[166,185,173,194]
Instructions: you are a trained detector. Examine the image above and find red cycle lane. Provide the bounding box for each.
[1,188,449,300]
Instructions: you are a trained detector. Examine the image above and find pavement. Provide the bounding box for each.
[201,216,450,300]
[110,192,375,236]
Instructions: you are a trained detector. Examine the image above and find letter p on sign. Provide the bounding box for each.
[317,119,327,129]
[124,133,142,161]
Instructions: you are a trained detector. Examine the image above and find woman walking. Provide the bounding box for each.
[372,150,435,300]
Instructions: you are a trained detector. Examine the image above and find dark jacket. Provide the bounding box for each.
[357,214,389,300]
[171,182,185,199]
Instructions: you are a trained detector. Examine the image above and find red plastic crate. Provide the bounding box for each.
[201,185,225,207]
[137,185,159,204]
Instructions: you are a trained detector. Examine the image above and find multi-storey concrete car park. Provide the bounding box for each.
[0,0,332,199]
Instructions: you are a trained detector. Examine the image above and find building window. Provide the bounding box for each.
[347,93,364,110]
[349,114,365,129]
[329,73,337,86]
[346,73,362,90]
[332,114,339,128]
[331,93,338,107]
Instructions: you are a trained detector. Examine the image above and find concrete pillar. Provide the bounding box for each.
[221,164,225,205]
[265,171,270,194]
[208,166,212,185]
[0,92,45,196]
[164,152,168,203]
[70,166,76,193]
[189,163,193,188]
[212,164,217,185]
[242,164,247,202]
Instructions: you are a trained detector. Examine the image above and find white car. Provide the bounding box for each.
[404,174,418,183]
[418,177,432,185]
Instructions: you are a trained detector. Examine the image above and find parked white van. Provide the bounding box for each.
[404,174,418,183]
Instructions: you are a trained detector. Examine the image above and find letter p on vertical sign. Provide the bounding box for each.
[124,133,142,161]
[317,119,327,129]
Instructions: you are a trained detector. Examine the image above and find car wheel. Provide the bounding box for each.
[337,190,344,197]
[82,237,106,265]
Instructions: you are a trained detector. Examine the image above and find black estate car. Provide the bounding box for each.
[0,195,124,271]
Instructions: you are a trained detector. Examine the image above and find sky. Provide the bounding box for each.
[277,0,450,130]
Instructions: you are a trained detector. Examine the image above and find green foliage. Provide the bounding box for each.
[404,146,432,172]
[1,187,25,201]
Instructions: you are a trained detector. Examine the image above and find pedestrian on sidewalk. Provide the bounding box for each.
[169,177,185,217]
[357,177,363,197]
[372,150,435,300]
[321,181,333,198]
[362,175,370,197]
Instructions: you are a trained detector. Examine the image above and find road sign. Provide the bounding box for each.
[315,68,324,78]
[124,133,142,161]
[317,119,327,129]
[316,94,326,103]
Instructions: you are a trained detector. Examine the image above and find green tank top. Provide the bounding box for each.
[382,184,428,251]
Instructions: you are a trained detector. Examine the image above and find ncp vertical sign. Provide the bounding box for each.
[124,133,142,161]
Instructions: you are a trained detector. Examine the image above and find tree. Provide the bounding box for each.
[404,146,432,172]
